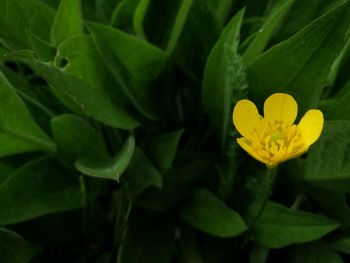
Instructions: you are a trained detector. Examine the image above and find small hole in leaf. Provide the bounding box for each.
[58,57,69,68]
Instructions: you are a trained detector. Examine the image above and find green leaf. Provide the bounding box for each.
[149,129,184,172]
[326,81,350,120]
[303,121,350,192]
[249,245,270,263]
[26,31,56,62]
[0,162,15,184]
[242,0,295,65]
[287,242,343,263]
[179,227,205,263]
[51,0,83,46]
[0,0,55,49]
[87,22,166,120]
[133,0,150,39]
[330,236,350,254]
[1,66,56,118]
[307,187,350,226]
[54,34,131,114]
[326,34,350,86]
[52,114,108,162]
[208,0,234,26]
[124,147,162,194]
[0,157,84,225]
[202,9,247,152]
[118,212,174,263]
[180,189,248,238]
[135,153,215,210]
[75,136,135,181]
[0,228,41,263]
[110,0,140,30]
[275,0,345,42]
[165,0,193,56]
[0,71,55,157]
[247,1,350,115]
[7,49,140,129]
[249,202,339,248]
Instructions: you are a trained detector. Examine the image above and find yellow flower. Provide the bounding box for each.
[232,93,324,168]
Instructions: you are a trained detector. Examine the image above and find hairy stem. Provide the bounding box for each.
[250,168,276,228]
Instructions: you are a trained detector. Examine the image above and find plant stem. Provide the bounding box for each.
[249,168,276,228]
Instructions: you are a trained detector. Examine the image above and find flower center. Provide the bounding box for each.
[248,119,306,162]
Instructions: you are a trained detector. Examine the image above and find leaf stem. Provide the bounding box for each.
[249,168,276,228]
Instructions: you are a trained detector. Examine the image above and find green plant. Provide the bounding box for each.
[1,0,350,262]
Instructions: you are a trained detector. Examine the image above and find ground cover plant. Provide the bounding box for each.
[1,0,350,262]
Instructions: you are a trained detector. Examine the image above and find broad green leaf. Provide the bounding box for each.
[249,202,339,248]
[124,147,162,194]
[303,121,350,192]
[118,212,174,263]
[87,22,166,120]
[180,189,247,237]
[202,9,247,152]
[0,228,41,263]
[247,1,350,115]
[7,50,140,129]
[75,136,135,181]
[287,242,343,263]
[55,34,129,110]
[0,71,55,157]
[242,0,295,65]
[149,129,184,172]
[51,0,83,46]
[55,35,111,89]
[0,157,84,225]
[165,0,193,55]
[52,114,108,162]
[0,0,55,49]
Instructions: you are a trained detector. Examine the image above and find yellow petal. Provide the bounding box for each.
[237,138,267,164]
[233,99,260,138]
[263,93,298,125]
[298,109,324,146]
[277,146,308,163]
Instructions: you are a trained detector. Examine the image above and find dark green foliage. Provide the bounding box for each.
[1,0,350,262]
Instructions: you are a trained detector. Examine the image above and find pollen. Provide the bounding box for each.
[247,120,305,164]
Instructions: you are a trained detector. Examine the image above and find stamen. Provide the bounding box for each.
[249,119,305,163]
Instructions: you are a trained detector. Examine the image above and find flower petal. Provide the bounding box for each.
[298,109,324,146]
[237,138,267,164]
[264,93,298,125]
[277,146,308,163]
[233,99,261,138]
